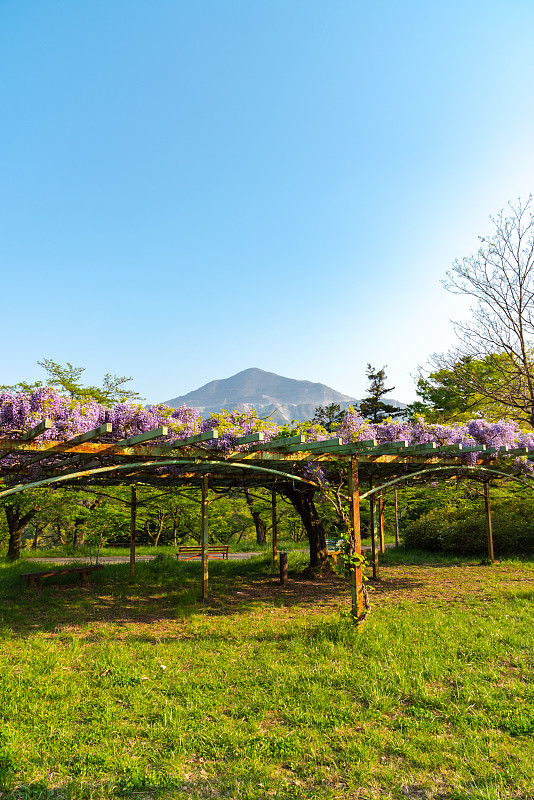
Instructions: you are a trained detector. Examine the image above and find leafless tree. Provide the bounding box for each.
[434,196,534,427]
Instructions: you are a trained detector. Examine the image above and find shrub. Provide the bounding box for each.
[403,515,444,552]
[403,511,534,556]
[440,515,487,555]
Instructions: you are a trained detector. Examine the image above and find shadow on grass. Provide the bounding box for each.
[3,782,68,800]
[1,551,485,639]
[1,772,313,800]
[0,554,356,637]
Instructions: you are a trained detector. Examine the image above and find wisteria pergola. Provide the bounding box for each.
[1,420,531,618]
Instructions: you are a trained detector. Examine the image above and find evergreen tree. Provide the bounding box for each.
[359,364,401,423]
[312,403,345,432]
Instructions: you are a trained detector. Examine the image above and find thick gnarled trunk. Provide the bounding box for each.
[279,484,327,569]
[5,504,37,561]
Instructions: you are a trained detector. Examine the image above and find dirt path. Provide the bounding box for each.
[208,560,534,617]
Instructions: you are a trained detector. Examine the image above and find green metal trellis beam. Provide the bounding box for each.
[358,465,534,500]
[0,459,317,499]
[354,464,534,569]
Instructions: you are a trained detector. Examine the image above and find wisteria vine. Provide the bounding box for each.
[1,390,534,483]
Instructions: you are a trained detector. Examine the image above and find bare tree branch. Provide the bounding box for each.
[435,197,534,427]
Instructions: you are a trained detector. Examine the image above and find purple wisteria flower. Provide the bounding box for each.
[2,390,534,481]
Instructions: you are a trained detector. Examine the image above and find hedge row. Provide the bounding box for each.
[403,512,534,556]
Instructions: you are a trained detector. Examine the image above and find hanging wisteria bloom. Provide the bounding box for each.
[2,390,534,482]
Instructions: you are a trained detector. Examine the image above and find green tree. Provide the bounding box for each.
[406,355,514,423]
[1,488,66,560]
[359,365,401,423]
[312,403,345,432]
[1,359,143,406]
[3,497,39,560]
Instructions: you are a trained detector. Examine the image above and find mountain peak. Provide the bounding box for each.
[160,368,357,423]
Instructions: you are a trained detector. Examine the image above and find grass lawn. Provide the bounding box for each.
[20,539,309,559]
[1,550,534,799]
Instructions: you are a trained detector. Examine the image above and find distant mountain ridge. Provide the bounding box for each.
[160,368,404,424]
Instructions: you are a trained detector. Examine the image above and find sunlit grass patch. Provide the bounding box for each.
[1,555,534,798]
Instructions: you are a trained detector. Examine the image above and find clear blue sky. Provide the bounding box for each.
[2,0,533,404]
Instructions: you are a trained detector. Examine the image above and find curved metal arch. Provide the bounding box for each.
[0,459,317,500]
[358,465,534,500]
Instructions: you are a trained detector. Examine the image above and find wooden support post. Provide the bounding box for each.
[484,481,495,564]
[394,486,400,547]
[280,551,288,584]
[201,475,209,599]
[348,457,364,619]
[272,488,278,564]
[130,485,136,577]
[379,490,385,555]
[369,479,379,579]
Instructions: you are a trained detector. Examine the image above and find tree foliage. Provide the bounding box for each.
[358,364,401,423]
[1,359,143,407]
[406,355,514,423]
[311,403,345,432]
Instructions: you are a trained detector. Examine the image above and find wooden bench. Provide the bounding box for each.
[325,539,342,563]
[177,545,229,561]
[21,564,105,587]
